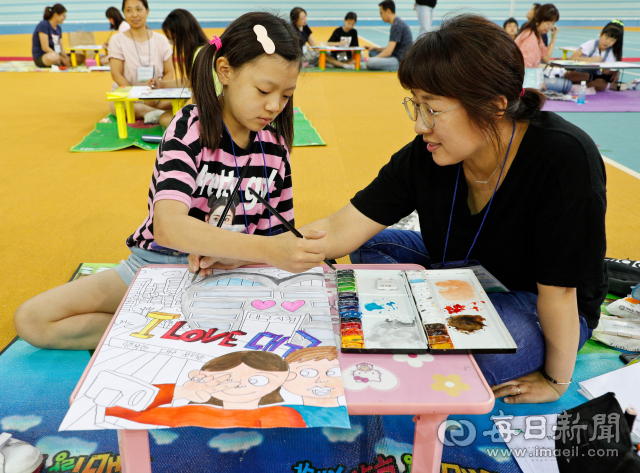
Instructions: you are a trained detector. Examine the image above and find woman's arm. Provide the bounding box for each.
[298,203,387,260]
[307,34,318,47]
[39,32,53,54]
[542,27,559,63]
[162,56,175,82]
[492,283,579,404]
[109,58,131,87]
[57,35,71,66]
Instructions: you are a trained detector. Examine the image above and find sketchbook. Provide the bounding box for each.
[335,268,517,354]
[60,265,349,431]
[138,87,192,100]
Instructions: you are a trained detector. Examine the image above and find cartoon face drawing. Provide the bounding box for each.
[284,347,344,408]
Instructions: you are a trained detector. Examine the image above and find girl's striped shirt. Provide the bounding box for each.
[127,104,294,253]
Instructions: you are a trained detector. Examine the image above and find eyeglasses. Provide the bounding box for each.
[402,97,461,128]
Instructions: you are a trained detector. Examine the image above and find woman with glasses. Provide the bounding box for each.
[294,14,607,404]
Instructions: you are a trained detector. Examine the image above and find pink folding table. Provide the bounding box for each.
[70,264,495,473]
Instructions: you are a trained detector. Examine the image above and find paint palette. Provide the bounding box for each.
[337,269,517,354]
[338,269,429,354]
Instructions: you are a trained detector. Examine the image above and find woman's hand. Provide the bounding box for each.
[492,371,569,404]
[551,25,559,37]
[102,41,109,50]
[61,55,71,67]
[264,230,327,273]
[147,78,161,89]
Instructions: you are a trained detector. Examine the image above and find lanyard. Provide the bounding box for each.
[129,28,151,67]
[223,124,272,236]
[440,121,516,266]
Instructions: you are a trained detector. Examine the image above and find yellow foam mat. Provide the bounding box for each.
[1,30,639,351]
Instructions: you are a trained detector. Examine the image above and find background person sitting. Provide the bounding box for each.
[503,17,518,40]
[564,21,625,92]
[326,11,359,69]
[32,4,71,68]
[365,0,413,72]
[100,6,130,65]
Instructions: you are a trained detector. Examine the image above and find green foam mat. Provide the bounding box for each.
[70,114,164,152]
[71,108,325,152]
[292,107,325,146]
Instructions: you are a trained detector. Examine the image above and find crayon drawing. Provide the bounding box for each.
[60,266,350,431]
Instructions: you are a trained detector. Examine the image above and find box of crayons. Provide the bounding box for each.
[337,268,517,354]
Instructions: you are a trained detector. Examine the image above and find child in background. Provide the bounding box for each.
[327,12,359,69]
[100,7,129,65]
[503,17,518,40]
[147,8,219,127]
[107,0,174,123]
[565,21,624,91]
[14,12,325,351]
[32,4,71,68]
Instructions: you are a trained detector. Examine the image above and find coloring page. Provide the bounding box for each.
[60,266,349,431]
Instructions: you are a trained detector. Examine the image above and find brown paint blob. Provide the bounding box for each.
[447,314,487,334]
[435,280,478,301]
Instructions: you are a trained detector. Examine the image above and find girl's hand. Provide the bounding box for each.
[61,55,71,67]
[265,230,327,273]
[492,371,568,404]
[147,78,160,89]
[174,371,239,402]
[188,254,253,277]
[103,41,109,49]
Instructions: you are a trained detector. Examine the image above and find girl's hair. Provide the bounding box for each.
[162,9,208,84]
[191,11,302,152]
[121,0,148,12]
[345,12,357,22]
[105,6,125,30]
[197,351,289,407]
[503,17,518,29]
[517,4,559,42]
[290,7,306,26]
[43,4,66,20]
[399,14,545,153]
[601,21,624,61]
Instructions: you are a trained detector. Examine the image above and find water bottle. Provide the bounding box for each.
[577,81,587,105]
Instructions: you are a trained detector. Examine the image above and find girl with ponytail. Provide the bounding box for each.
[280,14,607,406]
[32,4,70,67]
[15,12,324,352]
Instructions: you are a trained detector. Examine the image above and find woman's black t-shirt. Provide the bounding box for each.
[351,112,607,329]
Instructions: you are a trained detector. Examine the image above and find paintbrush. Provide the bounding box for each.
[191,157,253,283]
[247,187,337,270]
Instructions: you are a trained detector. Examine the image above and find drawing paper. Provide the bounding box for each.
[60,266,350,431]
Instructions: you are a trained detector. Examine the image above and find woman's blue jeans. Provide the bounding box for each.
[349,229,593,386]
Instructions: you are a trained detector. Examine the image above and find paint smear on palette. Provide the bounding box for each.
[364,300,399,313]
[446,314,487,334]
[435,280,478,302]
[444,301,485,314]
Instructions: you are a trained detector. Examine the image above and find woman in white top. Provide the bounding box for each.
[565,21,624,91]
[107,0,174,122]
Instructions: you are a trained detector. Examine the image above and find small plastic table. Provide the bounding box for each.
[558,46,578,59]
[106,88,191,139]
[67,45,103,67]
[70,264,495,473]
[310,46,365,71]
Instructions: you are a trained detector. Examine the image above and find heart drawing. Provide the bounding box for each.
[281,300,305,312]
[251,300,276,310]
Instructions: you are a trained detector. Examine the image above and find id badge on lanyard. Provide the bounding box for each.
[431,259,509,293]
[52,34,61,53]
[137,66,155,83]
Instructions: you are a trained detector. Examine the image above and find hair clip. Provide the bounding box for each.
[254,25,275,54]
[209,35,222,49]
[520,87,525,98]
[611,19,624,27]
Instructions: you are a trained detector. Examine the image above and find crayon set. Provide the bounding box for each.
[337,269,365,349]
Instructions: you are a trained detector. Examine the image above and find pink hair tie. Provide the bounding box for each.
[210,35,222,49]
[520,88,525,98]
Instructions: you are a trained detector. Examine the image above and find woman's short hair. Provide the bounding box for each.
[398,14,545,152]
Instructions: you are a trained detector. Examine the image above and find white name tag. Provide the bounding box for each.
[137,66,155,82]
[54,44,61,54]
